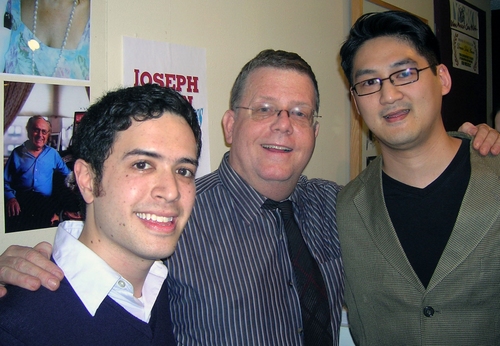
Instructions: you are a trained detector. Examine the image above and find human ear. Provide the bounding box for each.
[73,159,95,204]
[313,121,320,138]
[437,64,452,96]
[222,109,236,145]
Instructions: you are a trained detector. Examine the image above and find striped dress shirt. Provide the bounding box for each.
[167,152,344,345]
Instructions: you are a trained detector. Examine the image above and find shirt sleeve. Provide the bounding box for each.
[4,153,18,200]
[54,152,71,176]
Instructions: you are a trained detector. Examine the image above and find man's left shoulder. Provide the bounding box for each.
[43,145,58,153]
[39,145,61,158]
[295,176,343,209]
[297,176,343,195]
[466,142,500,173]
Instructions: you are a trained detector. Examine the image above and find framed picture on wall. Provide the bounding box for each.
[3,81,90,234]
[49,132,61,151]
[72,110,86,135]
[0,0,91,80]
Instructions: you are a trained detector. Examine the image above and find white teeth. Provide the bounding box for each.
[136,213,173,223]
[262,144,292,152]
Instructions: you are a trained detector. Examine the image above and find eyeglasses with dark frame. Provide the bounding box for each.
[351,65,435,97]
[32,128,50,136]
[235,102,319,126]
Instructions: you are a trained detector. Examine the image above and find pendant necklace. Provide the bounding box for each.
[27,0,78,76]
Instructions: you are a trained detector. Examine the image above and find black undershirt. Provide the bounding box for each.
[383,139,471,288]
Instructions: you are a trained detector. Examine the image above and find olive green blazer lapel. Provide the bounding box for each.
[427,147,500,290]
[352,157,424,291]
[352,142,500,293]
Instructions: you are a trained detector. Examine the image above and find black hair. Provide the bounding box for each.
[71,84,202,216]
[340,11,441,85]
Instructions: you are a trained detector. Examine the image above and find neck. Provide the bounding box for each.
[78,224,153,298]
[227,153,299,202]
[256,182,295,202]
[26,141,44,154]
[381,130,462,189]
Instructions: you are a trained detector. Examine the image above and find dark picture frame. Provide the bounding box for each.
[49,132,61,151]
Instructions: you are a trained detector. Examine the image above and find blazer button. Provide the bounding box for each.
[423,306,435,317]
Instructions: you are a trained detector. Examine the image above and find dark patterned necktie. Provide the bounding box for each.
[262,199,333,345]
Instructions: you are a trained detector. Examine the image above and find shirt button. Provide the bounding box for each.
[117,280,126,288]
[297,327,304,334]
[288,280,294,287]
[423,306,435,317]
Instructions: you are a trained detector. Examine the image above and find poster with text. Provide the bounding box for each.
[122,37,210,177]
[449,0,479,39]
[451,30,478,73]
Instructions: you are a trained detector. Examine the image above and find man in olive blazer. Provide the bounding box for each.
[338,11,500,345]
[338,133,500,345]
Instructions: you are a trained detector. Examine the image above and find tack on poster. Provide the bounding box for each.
[122,37,210,178]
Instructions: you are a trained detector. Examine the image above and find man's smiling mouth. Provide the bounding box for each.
[136,213,173,223]
[262,144,292,152]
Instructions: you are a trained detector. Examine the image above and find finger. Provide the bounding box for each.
[14,203,21,215]
[491,142,500,156]
[457,121,477,136]
[478,129,500,156]
[0,284,7,298]
[0,265,43,291]
[471,124,489,151]
[33,242,54,260]
[8,204,20,217]
[26,243,64,281]
[0,245,63,291]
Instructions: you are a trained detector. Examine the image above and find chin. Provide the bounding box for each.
[155,244,178,259]
[261,173,295,184]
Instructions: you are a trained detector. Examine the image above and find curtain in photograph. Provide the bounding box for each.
[4,82,34,132]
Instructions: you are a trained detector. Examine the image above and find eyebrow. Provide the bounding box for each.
[354,59,418,80]
[123,149,199,167]
[251,96,312,108]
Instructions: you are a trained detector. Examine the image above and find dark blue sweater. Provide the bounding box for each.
[0,274,176,345]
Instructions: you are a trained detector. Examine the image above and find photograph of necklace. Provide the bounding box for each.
[27,0,78,76]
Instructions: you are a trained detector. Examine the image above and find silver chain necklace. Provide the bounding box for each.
[27,0,78,76]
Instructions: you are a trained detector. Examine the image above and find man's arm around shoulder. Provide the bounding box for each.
[0,242,64,297]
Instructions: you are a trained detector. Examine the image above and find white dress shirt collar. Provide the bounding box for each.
[52,221,168,322]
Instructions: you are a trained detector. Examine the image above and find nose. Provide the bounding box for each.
[379,80,404,104]
[276,109,291,118]
[153,171,180,203]
[270,109,294,133]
